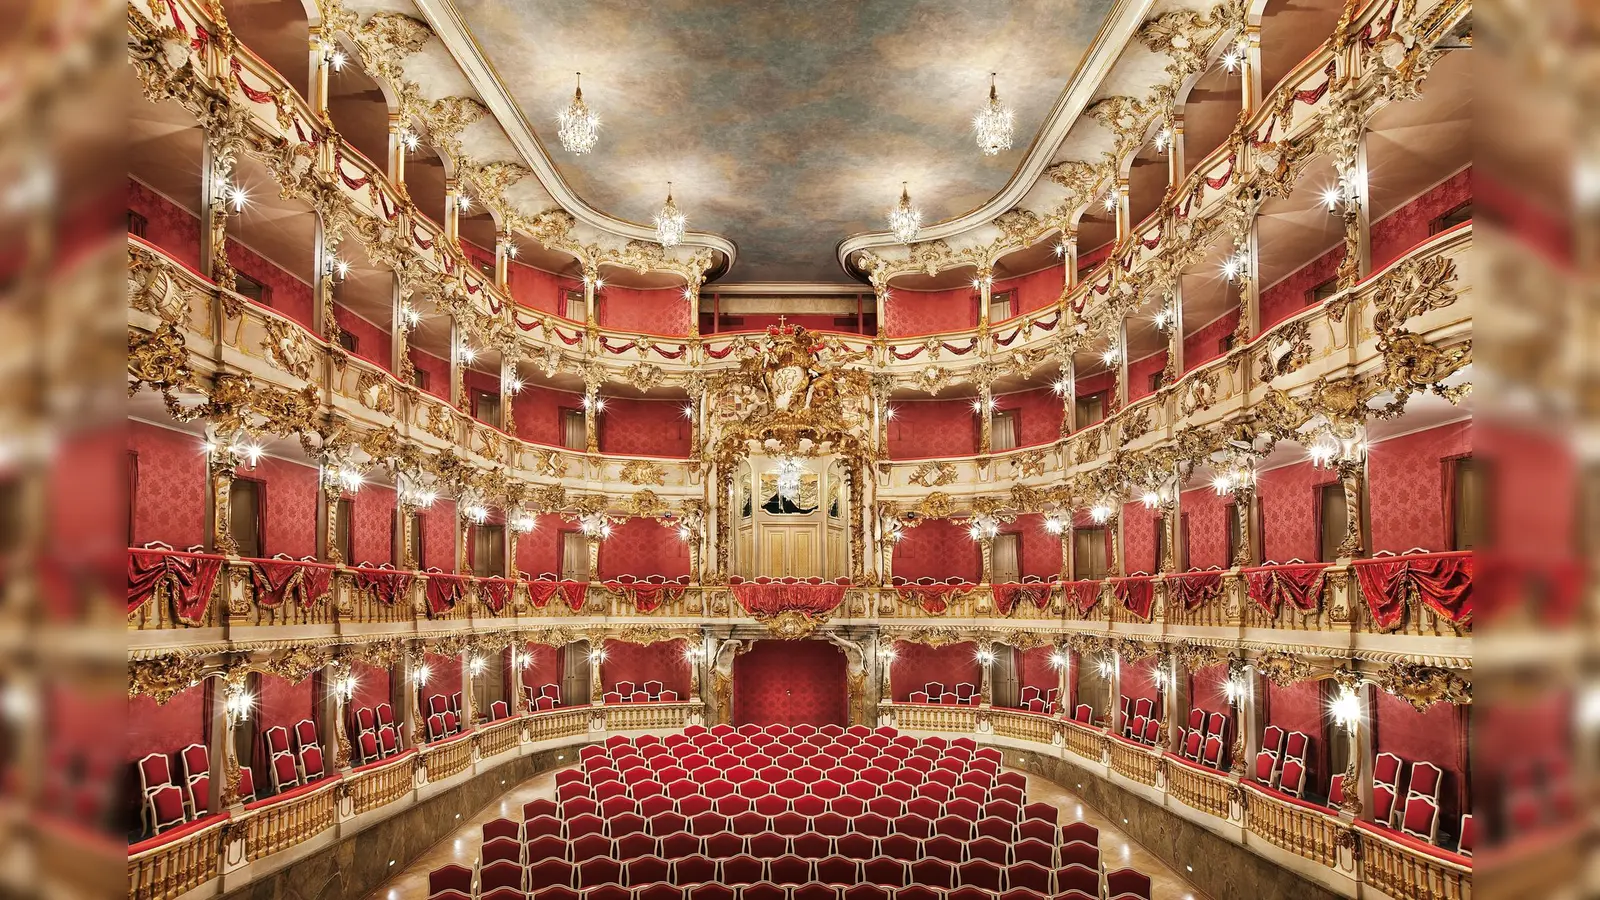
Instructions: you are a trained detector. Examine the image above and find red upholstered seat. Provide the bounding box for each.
[638,885,684,900]
[1106,867,1152,899]
[793,795,828,817]
[678,795,712,816]
[772,811,809,836]
[527,835,567,863]
[578,857,624,889]
[909,858,954,889]
[834,832,876,860]
[720,854,763,885]
[704,831,743,858]
[672,855,717,886]
[1060,821,1098,847]
[661,832,701,858]
[732,812,768,835]
[481,836,522,865]
[430,865,474,896]
[617,832,657,861]
[571,833,614,862]
[769,854,811,885]
[841,886,889,900]
[687,883,733,900]
[1058,842,1100,871]
[527,859,575,891]
[862,857,907,887]
[956,858,1002,891]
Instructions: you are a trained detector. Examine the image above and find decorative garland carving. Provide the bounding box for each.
[1375,663,1471,711]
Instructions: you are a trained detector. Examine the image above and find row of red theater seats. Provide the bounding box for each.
[436,858,1146,897]
[537,803,1049,839]
[571,754,1006,786]
[482,830,1103,871]
[433,884,1120,900]
[557,773,1016,804]
[582,740,998,765]
[549,792,1031,823]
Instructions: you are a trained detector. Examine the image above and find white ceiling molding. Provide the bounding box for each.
[411,0,740,272]
[834,0,1154,277]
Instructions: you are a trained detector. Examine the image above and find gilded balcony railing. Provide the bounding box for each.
[1108,737,1160,787]
[1061,719,1106,763]
[128,817,226,900]
[420,734,475,782]
[1244,784,1344,868]
[527,707,591,743]
[889,702,979,733]
[1165,756,1233,819]
[241,780,339,862]
[345,753,416,816]
[475,717,524,759]
[604,702,697,731]
[988,708,1056,744]
[1361,826,1473,900]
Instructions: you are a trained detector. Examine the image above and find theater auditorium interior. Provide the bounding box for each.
[124,0,1480,899]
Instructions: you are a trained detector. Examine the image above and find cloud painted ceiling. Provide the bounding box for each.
[453,0,1116,284]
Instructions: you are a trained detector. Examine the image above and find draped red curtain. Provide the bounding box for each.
[1351,552,1472,630]
[732,640,847,726]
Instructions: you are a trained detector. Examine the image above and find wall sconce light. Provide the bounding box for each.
[224,684,255,727]
[1329,687,1362,731]
[412,665,431,687]
[976,649,997,666]
[1049,651,1068,669]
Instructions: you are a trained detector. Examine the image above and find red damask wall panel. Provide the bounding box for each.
[1118,656,1161,708]
[128,178,201,269]
[885,399,977,459]
[1016,646,1058,702]
[602,639,691,696]
[1179,486,1230,570]
[1182,308,1240,373]
[1126,349,1168,402]
[512,383,576,447]
[463,367,500,420]
[733,640,848,726]
[516,521,561,577]
[419,499,457,571]
[1077,241,1114,278]
[599,285,692,336]
[254,673,313,789]
[884,287,978,337]
[347,483,395,566]
[128,684,207,762]
[994,386,1064,448]
[1373,687,1469,829]
[333,304,392,371]
[1366,421,1471,553]
[600,397,692,458]
[409,348,451,401]
[236,455,320,559]
[508,259,577,318]
[890,642,979,701]
[1120,501,1159,575]
[420,653,462,714]
[516,642,565,696]
[598,517,691,579]
[1186,663,1232,720]
[1263,678,1329,795]
[1372,167,1472,270]
[1009,515,1062,579]
[893,518,981,582]
[130,421,208,550]
[229,240,314,331]
[1257,459,1335,563]
[993,264,1065,318]
[1260,244,1344,330]
[350,660,391,716]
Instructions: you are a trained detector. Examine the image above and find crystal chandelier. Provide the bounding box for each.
[557,72,600,155]
[972,73,1015,156]
[887,183,922,244]
[654,182,686,247]
[773,457,804,505]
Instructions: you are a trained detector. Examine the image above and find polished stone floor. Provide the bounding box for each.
[371,761,1207,900]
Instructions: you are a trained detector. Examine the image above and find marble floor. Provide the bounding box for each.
[370,766,1207,900]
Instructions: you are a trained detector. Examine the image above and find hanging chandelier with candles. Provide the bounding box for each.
[972,73,1015,155]
[557,72,600,154]
[888,182,922,244]
[654,182,686,247]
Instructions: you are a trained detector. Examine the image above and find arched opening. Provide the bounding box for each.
[324,36,394,177]
[221,0,313,98]
[1180,60,1244,178]
[1255,0,1348,99]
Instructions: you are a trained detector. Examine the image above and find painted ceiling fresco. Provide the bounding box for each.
[454,0,1117,283]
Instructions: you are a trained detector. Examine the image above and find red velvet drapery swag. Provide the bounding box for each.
[350,566,413,605]
[605,583,687,613]
[425,572,470,615]
[1166,571,1224,610]
[248,558,334,608]
[731,583,847,617]
[895,584,975,614]
[526,580,589,611]
[1063,580,1101,615]
[1111,576,1155,619]
[992,583,1052,616]
[127,548,223,623]
[1244,563,1328,616]
[1351,551,1472,631]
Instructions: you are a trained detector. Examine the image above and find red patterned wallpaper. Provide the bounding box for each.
[253,673,312,789]
[886,399,978,459]
[1118,656,1160,707]
[733,640,848,726]
[1257,459,1336,564]
[516,642,565,694]
[516,522,561,578]
[890,641,979,701]
[601,639,691,696]
[1077,242,1113,279]
[420,652,462,713]
[1008,515,1062,579]
[1127,349,1168,402]
[128,178,201,269]
[1015,646,1057,700]
[1367,422,1471,553]
[893,518,981,582]
[409,348,450,401]
[993,264,1065,318]
[1179,486,1229,570]
[229,240,314,332]
[350,660,392,715]
[1119,501,1159,575]
[1373,686,1468,829]
[883,287,978,338]
[600,397,692,457]
[598,285,692,336]
[1371,167,1471,270]
[130,421,207,550]
[506,253,578,318]
[1261,245,1343,330]
[994,386,1064,448]
[1182,308,1240,374]
[127,684,207,761]
[349,483,395,566]
[238,455,320,559]
[333,303,392,371]
[419,499,458,571]
[598,517,691,579]
[1186,663,1232,719]
[511,383,578,447]
[1262,678,1329,796]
